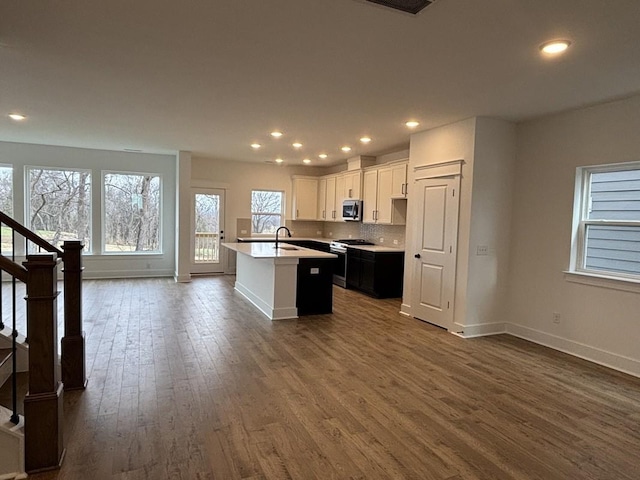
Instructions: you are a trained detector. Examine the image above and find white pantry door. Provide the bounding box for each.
[411,176,460,330]
[191,188,225,274]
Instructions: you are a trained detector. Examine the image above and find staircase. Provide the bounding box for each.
[0,211,85,477]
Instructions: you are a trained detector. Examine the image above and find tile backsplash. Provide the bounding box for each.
[236,218,405,247]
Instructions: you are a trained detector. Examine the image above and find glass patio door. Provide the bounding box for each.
[191,188,225,274]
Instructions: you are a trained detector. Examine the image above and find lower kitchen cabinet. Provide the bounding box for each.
[297,258,334,315]
[346,249,404,298]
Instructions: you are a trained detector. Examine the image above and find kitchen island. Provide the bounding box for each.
[222,242,337,320]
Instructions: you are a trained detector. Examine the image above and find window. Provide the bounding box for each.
[251,190,284,234]
[104,172,161,252]
[571,162,640,281]
[27,167,91,250]
[0,165,13,254]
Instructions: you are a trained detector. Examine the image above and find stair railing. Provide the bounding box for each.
[0,210,86,473]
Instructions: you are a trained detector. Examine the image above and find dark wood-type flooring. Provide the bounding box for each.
[28,276,640,479]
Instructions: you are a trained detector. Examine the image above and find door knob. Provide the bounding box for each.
[414,254,421,259]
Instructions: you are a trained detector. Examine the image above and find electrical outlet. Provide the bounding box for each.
[348,234,352,239]
[393,239,398,245]
[379,237,384,243]
[477,245,489,256]
[328,232,333,237]
[316,230,322,235]
[240,229,247,234]
[553,312,561,324]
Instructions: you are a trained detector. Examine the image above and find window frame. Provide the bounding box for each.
[250,189,285,236]
[25,165,93,253]
[568,161,640,287]
[101,170,163,255]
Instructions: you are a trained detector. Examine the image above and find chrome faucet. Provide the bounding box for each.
[275,226,292,249]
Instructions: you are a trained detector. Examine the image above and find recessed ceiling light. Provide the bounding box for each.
[275,158,284,163]
[341,146,352,153]
[9,113,26,121]
[292,142,303,148]
[250,143,261,149]
[540,40,571,55]
[319,153,328,159]
[405,121,420,128]
[360,137,372,144]
[271,131,283,138]
[303,159,311,164]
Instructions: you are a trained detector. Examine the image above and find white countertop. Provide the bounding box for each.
[353,245,405,253]
[235,237,404,252]
[223,242,337,259]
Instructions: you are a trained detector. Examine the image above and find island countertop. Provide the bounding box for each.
[222,242,337,259]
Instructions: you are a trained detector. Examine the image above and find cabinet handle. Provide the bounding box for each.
[332,210,336,219]
[296,209,299,217]
[414,254,421,259]
[323,210,326,219]
[348,188,352,198]
[404,183,408,195]
[401,183,405,195]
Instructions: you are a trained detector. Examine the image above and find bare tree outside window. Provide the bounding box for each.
[104,173,161,252]
[251,190,283,234]
[0,165,13,253]
[28,167,91,250]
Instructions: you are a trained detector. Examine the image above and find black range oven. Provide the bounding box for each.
[329,239,374,287]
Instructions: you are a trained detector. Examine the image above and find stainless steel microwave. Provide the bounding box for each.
[342,199,362,221]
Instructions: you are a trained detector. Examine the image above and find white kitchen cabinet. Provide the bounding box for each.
[342,171,362,200]
[325,175,338,221]
[362,163,407,225]
[388,162,408,198]
[317,177,327,220]
[292,176,318,220]
[362,169,378,223]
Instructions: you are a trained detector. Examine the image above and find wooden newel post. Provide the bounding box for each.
[23,253,64,473]
[61,240,86,390]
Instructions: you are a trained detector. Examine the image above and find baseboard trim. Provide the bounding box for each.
[400,303,412,317]
[234,282,298,321]
[83,270,174,280]
[454,322,507,338]
[505,323,640,378]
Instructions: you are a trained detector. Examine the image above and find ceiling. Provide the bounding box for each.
[1,0,640,166]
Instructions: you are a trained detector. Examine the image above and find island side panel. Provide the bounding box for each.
[234,253,299,320]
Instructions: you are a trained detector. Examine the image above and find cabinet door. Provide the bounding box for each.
[362,170,378,223]
[344,171,361,199]
[390,163,408,198]
[317,178,327,220]
[335,174,346,210]
[326,176,337,221]
[292,178,318,220]
[360,254,376,294]
[376,167,394,224]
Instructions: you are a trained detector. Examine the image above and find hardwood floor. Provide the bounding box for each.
[28,276,640,480]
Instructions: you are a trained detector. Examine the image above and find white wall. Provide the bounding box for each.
[507,95,640,376]
[403,117,516,335]
[466,118,516,334]
[0,141,176,278]
[403,118,477,327]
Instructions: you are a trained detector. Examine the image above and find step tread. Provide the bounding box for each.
[0,372,28,415]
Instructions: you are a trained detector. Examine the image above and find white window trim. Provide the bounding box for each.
[568,161,640,289]
[101,170,163,255]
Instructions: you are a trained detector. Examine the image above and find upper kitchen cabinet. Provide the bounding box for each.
[317,177,327,220]
[342,170,362,201]
[387,161,408,198]
[362,162,408,225]
[292,176,318,220]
